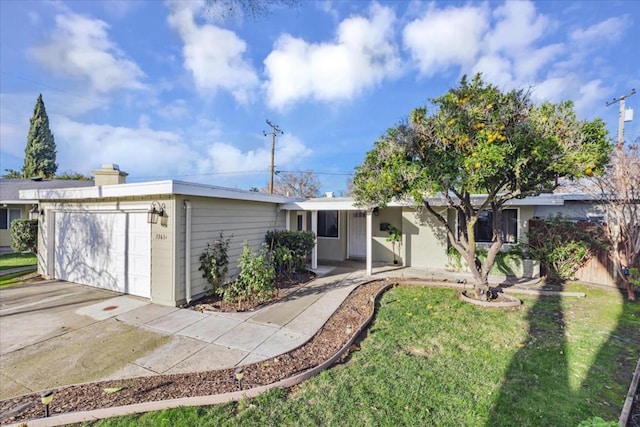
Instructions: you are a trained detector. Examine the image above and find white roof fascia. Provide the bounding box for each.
[20,180,175,201]
[170,181,296,204]
[281,199,363,211]
[1,199,38,204]
[20,180,299,204]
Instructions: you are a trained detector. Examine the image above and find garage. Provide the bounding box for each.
[53,211,151,298]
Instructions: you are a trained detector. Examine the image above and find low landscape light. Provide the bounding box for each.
[41,390,53,417]
[234,367,244,389]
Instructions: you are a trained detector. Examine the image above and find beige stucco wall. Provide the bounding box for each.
[402,206,450,269]
[0,204,31,248]
[176,196,285,304]
[371,207,403,264]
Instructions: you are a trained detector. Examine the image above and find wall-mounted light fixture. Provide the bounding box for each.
[373,207,380,216]
[147,201,166,224]
[30,204,39,220]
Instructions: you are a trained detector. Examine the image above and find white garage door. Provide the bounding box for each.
[53,212,151,298]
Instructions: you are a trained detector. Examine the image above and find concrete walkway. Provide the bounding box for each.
[103,265,372,381]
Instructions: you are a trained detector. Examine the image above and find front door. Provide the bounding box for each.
[348,211,366,259]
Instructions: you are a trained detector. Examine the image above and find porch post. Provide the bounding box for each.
[311,210,318,269]
[366,209,372,275]
[284,209,290,231]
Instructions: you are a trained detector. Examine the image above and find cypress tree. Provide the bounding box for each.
[22,94,57,178]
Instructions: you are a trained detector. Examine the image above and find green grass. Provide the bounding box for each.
[0,252,37,271]
[0,270,37,288]
[0,253,37,288]
[92,284,640,427]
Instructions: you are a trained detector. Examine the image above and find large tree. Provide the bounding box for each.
[264,170,320,198]
[590,143,640,300]
[22,94,57,178]
[353,75,610,299]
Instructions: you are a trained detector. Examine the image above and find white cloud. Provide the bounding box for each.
[28,12,145,93]
[571,16,630,45]
[52,116,195,177]
[574,79,609,114]
[484,1,551,56]
[167,1,259,104]
[531,76,610,115]
[513,43,564,82]
[471,55,513,88]
[199,134,312,174]
[403,4,488,76]
[263,2,401,110]
[157,99,189,120]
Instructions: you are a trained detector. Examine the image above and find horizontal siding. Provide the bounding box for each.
[176,196,285,302]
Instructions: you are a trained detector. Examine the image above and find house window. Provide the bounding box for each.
[318,210,339,238]
[297,214,303,231]
[0,208,22,230]
[458,208,518,244]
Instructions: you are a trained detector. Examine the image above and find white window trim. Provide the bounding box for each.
[317,210,340,240]
[1,208,22,230]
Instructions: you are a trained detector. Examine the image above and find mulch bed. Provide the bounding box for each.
[629,380,640,427]
[0,279,388,425]
[185,272,316,312]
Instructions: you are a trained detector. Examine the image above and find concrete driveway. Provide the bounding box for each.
[0,280,170,399]
[0,266,367,400]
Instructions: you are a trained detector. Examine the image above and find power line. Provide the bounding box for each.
[277,170,354,176]
[0,71,105,105]
[129,168,355,180]
[129,169,270,179]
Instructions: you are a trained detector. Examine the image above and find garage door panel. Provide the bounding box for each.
[54,212,150,298]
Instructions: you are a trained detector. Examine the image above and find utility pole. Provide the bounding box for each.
[263,119,283,194]
[606,88,636,159]
[605,89,635,285]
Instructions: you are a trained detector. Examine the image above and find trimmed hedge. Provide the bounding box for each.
[10,219,38,253]
[265,230,315,277]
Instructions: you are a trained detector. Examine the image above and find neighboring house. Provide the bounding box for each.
[0,177,94,250]
[20,165,604,307]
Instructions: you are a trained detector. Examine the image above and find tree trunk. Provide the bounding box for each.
[620,274,637,301]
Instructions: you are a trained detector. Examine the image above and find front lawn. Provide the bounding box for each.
[93,283,640,426]
[0,253,38,288]
[0,252,37,271]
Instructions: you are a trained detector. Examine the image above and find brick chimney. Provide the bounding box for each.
[93,163,128,186]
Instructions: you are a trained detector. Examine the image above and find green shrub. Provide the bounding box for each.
[265,230,315,277]
[219,243,275,304]
[198,232,232,293]
[629,267,639,287]
[446,246,524,276]
[10,219,38,253]
[525,215,607,283]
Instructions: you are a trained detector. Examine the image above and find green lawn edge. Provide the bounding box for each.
[0,253,37,271]
[92,282,639,427]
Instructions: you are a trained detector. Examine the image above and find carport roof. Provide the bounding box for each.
[19,180,300,204]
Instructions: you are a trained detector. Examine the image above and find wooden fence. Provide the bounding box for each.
[528,219,618,288]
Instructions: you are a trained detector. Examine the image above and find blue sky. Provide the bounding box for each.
[1,0,638,193]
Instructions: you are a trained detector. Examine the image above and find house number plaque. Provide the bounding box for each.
[155,233,168,241]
